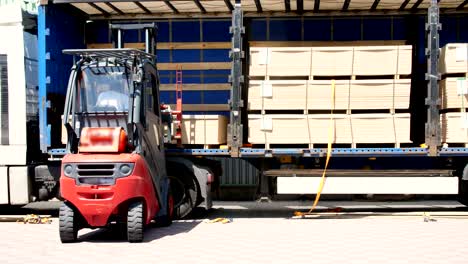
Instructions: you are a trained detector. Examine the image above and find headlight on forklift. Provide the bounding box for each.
[63,164,73,177]
[118,163,134,177]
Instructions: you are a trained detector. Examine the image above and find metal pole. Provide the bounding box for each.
[228,3,245,157]
[425,0,441,156]
[38,5,50,153]
[117,29,122,48]
[145,28,150,54]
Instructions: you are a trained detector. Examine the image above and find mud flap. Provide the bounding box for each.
[155,177,170,218]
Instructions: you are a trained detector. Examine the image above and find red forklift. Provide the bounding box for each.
[59,24,179,243]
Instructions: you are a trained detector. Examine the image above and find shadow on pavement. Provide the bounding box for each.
[78,220,202,243]
[188,206,373,220]
[185,201,468,220]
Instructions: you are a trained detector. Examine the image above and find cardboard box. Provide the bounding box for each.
[249,47,268,76]
[248,113,411,145]
[308,114,353,143]
[248,80,307,110]
[351,113,411,144]
[181,115,228,145]
[311,47,354,76]
[307,80,350,110]
[353,45,412,76]
[306,79,410,110]
[440,43,468,74]
[349,79,411,109]
[248,115,310,144]
[440,77,468,109]
[441,113,468,143]
[249,47,311,76]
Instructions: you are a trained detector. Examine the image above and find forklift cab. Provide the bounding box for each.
[62,49,163,155]
[84,67,130,112]
[59,46,173,243]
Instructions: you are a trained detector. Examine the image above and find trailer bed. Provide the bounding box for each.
[165,147,468,157]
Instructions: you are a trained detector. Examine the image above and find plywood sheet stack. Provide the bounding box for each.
[248,45,413,148]
[440,43,468,145]
[180,115,228,147]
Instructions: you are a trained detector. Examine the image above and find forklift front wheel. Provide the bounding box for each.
[59,203,79,243]
[127,201,144,243]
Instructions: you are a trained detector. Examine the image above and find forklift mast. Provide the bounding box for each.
[110,23,157,57]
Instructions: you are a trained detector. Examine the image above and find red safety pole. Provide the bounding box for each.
[173,65,183,146]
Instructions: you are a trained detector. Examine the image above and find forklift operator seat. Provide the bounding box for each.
[95,83,129,112]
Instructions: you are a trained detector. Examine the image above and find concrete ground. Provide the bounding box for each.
[1,200,468,264]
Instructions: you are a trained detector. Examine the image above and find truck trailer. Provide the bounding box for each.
[1,0,468,218]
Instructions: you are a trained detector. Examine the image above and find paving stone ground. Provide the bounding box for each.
[1,201,468,264]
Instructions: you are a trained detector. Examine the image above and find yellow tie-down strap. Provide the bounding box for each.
[295,79,335,216]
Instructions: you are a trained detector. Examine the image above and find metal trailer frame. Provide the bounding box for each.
[227,3,244,158]
[31,1,468,203]
[165,1,468,158]
[425,0,442,156]
[42,2,468,159]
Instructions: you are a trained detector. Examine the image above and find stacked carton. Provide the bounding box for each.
[248,45,413,148]
[180,115,228,146]
[440,43,468,145]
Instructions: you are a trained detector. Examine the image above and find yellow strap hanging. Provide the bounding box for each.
[295,79,335,216]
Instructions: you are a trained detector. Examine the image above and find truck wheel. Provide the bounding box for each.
[127,202,144,243]
[458,164,468,205]
[59,203,78,243]
[169,175,197,219]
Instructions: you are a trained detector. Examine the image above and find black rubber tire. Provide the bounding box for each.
[158,185,174,227]
[458,164,468,205]
[169,175,197,219]
[59,203,78,243]
[55,185,63,200]
[459,181,468,205]
[38,187,49,201]
[127,202,144,243]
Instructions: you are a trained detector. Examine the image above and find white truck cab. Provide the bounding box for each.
[0,1,38,205]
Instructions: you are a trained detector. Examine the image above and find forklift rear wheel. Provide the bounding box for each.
[59,203,79,243]
[127,201,144,243]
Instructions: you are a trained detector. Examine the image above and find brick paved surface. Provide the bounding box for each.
[1,203,468,264]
